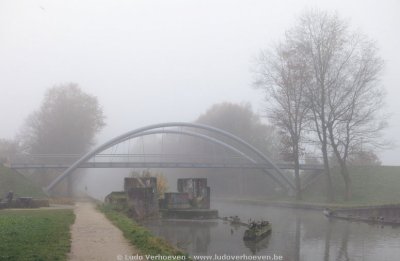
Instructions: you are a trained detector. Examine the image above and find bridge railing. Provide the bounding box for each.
[8,153,324,171]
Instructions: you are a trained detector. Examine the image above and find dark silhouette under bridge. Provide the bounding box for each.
[8,122,324,194]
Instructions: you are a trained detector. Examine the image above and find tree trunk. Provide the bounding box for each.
[294,145,302,200]
[328,126,352,201]
[320,85,334,202]
[322,132,334,202]
[339,160,352,201]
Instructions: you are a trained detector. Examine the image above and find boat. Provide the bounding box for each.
[243,220,272,241]
[323,208,332,217]
[230,215,241,224]
[220,216,248,226]
[244,233,271,254]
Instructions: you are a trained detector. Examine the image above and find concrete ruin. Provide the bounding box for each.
[104,177,159,219]
[104,176,217,220]
[162,192,191,209]
[0,198,49,209]
[124,177,159,219]
[104,191,127,205]
[178,178,210,209]
[160,178,217,219]
[124,177,157,192]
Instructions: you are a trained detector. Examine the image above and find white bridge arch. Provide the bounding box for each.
[44,122,296,193]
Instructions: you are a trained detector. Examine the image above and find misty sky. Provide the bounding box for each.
[1,0,399,164]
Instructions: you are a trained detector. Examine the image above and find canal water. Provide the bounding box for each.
[143,200,400,261]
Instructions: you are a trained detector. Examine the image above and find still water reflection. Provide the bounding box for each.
[143,200,400,261]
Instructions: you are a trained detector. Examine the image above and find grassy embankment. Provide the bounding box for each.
[228,166,400,208]
[0,209,75,261]
[0,166,75,260]
[98,204,188,258]
[0,165,47,199]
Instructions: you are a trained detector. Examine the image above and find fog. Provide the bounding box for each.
[72,132,281,200]
[1,0,399,166]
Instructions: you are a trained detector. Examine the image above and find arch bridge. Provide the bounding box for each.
[7,122,323,194]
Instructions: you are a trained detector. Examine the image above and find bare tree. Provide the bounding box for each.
[255,40,310,200]
[325,36,385,200]
[290,10,347,202]
[255,10,386,202]
[286,10,385,201]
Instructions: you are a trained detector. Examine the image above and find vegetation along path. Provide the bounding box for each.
[69,201,141,261]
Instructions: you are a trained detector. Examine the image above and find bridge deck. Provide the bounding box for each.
[8,161,324,170]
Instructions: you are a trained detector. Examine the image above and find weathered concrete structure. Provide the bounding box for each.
[163,192,191,209]
[124,177,158,219]
[104,176,217,220]
[161,208,218,219]
[177,178,210,209]
[104,191,127,205]
[124,177,157,192]
[160,178,217,219]
[126,187,158,219]
[0,198,49,209]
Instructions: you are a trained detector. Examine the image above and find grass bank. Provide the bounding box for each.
[0,165,47,198]
[0,209,75,260]
[301,166,400,205]
[98,204,188,258]
[221,166,400,208]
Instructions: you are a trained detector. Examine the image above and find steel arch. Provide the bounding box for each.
[116,129,289,189]
[45,122,294,193]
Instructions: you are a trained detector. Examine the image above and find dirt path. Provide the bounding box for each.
[69,202,141,261]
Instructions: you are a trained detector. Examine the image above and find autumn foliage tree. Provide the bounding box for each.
[19,83,105,195]
[196,102,281,158]
[20,83,105,154]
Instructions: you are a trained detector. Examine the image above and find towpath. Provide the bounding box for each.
[68,201,141,261]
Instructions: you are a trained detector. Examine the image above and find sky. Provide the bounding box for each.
[0,0,399,164]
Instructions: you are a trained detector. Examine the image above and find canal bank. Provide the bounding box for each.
[98,196,400,260]
[98,203,188,258]
[218,197,400,225]
[217,197,400,210]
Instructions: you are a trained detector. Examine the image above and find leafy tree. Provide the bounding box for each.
[18,83,105,195]
[195,102,281,158]
[193,102,285,197]
[0,139,19,164]
[19,83,105,154]
[348,150,382,166]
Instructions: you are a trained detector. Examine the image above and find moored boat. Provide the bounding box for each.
[243,220,272,241]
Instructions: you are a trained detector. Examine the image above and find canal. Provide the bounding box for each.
[143,200,400,261]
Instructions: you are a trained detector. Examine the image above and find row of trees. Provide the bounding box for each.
[254,10,387,201]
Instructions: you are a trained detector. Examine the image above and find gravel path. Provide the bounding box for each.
[68,202,141,261]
